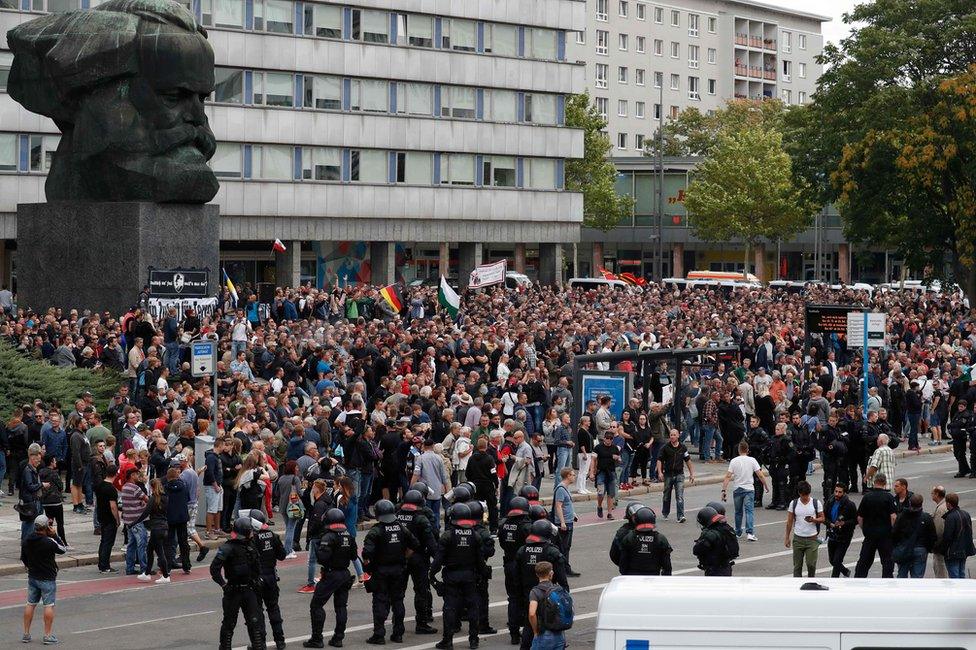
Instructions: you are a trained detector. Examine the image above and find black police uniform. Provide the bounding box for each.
[816,424,849,499]
[211,536,265,650]
[469,506,496,634]
[766,433,792,509]
[746,426,770,506]
[396,503,440,633]
[788,424,814,498]
[513,532,568,650]
[948,408,975,477]
[497,512,530,641]
[692,521,736,576]
[253,524,288,648]
[431,518,486,648]
[618,526,673,575]
[362,518,420,642]
[308,523,358,647]
[608,521,633,567]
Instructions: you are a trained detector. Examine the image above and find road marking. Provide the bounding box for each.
[73,610,218,634]
[396,613,602,650]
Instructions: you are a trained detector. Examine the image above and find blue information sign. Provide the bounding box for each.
[580,372,629,420]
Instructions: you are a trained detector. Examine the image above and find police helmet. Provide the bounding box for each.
[697,506,719,528]
[326,508,346,526]
[249,509,267,524]
[233,516,254,538]
[634,507,657,528]
[461,481,478,495]
[508,496,530,516]
[451,485,472,503]
[403,490,425,507]
[529,519,553,539]
[706,501,726,516]
[468,500,484,522]
[625,502,647,523]
[374,499,397,524]
[412,481,430,498]
[528,504,547,521]
[450,502,472,522]
[520,485,540,502]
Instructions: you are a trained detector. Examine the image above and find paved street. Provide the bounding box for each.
[0,451,968,649]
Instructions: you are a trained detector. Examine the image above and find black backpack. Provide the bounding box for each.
[715,522,739,561]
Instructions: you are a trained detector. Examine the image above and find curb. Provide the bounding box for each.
[0,445,951,578]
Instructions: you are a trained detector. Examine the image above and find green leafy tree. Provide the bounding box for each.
[564,92,634,232]
[644,98,789,158]
[684,125,812,279]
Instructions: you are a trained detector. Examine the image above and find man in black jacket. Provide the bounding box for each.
[947,400,974,478]
[892,494,936,578]
[466,438,499,532]
[854,473,897,578]
[21,514,67,645]
[939,492,976,578]
[823,483,857,577]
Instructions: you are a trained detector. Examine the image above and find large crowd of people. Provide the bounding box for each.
[3,279,976,647]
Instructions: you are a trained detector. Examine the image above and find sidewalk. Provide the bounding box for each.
[0,443,952,576]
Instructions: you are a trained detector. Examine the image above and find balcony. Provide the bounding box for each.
[763,69,776,81]
[735,33,749,46]
[763,38,777,51]
[749,36,763,48]
[748,66,762,79]
[734,64,748,77]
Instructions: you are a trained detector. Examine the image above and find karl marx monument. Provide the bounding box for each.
[8,0,220,314]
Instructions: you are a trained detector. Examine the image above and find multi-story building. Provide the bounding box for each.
[0,0,585,290]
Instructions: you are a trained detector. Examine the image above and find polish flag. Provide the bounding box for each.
[272,239,287,253]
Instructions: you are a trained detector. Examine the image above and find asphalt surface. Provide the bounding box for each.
[0,451,969,649]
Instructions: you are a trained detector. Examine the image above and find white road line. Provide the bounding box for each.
[73,610,217,634]
[397,613,601,650]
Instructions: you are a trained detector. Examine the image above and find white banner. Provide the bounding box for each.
[469,259,507,289]
[147,297,219,322]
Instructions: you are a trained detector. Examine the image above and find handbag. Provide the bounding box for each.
[286,483,305,519]
[14,500,40,520]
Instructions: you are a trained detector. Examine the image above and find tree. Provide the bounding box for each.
[684,124,812,279]
[644,98,789,158]
[792,0,976,298]
[564,92,634,232]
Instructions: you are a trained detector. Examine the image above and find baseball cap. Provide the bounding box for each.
[34,514,51,529]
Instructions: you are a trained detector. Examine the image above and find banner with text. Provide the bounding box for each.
[148,269,210,298]
[469,260,507,289]
[147,297,218,322]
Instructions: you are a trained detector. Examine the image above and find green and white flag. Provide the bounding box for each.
[438,275,460,319]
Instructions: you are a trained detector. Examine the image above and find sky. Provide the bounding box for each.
[761,0,863,46]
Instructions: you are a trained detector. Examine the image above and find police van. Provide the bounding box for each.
[595,576,976,649]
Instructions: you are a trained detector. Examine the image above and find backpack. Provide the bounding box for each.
[716,522,740,561]
[548,485,571,524]
[538,584,574,632]
[790,497,822,534]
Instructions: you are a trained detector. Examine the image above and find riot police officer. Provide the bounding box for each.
[746,416,770,507]
[519,485,541,507]
[514,520,568,650]
[497,497,531,645]
[618,508,672,575]
[397,490,439,635]
[766,423,792,510]
[692,506,739,576]
[362,499,419,644]
[449,484,472,505]
[609,503,648,567]
[467,500,496,635]
[249,510,287,649]
[431,503,486,650]
[211,517,265,650]
[304,508,357,649]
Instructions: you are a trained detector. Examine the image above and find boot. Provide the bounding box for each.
[416,624,438,634]
[327,638,343,648]
[303,640,324,649]
[509,631,521,645]
[435,639,453,650]
[219,629,235,650]
[365,635,386,645]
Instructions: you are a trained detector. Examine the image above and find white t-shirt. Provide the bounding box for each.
[727,455,760,491]
[453,436,472,470]
[790,497,820,538]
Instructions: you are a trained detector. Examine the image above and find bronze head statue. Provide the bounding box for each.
[6,0,219,203]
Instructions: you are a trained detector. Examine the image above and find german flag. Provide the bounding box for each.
[379,284,404,313]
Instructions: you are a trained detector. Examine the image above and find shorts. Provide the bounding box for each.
[27,577,56,607]
[186,503,199,535]
[595,470,617,497]
[204,486,221,514]
[72,468,85,486]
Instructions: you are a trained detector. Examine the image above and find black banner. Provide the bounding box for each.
[805,304,855,337]
[148,269,209,298]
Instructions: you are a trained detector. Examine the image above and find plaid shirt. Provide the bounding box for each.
[868,446,896,487]
[702,399,719,426]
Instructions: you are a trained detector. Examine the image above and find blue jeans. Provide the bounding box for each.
[662,475,685,519]
[531,630,566,650]
[230,340,246,359]
[21,519,34,540]
[701,425,721,460]
[618,448,632,487]
[947,558,967,579]
[684,418,700,447]
[346,469,361,498]
[426,498,441,532]
[896,546,927,578]
[306,537,320,585]
[733,487,755,535]
[648,440,662,479]
[125,521,148,574]
[358,472,374,519]
[283,516,298,555]
[164,341,181,374]
[530,405,544,432]
[553,447,571,489]
[907,412,921,448]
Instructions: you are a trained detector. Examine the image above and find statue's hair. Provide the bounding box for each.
[6,0,206,122]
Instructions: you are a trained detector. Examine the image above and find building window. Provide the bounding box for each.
[595,63,609,89]
[670,41,679,58]
[654,6,663,23]
[670,73,679,90]
[636,36,645,53]
[303,74,341,110]
[596,30,609,55]
[485,24,518,56]
[707,47,716,64]
[350,79,389,112]
[707,78,716,94]
[351,149,388,183]
[781,88,792,103]
[670,105,679,118]
[670,9,679,26]
[302,146,342,181]
[441,18,477,51]
[616,133,627,150]
[618,0,628,18]
[252,144,292,180]
[617,99,627,117]
[653,103,661,119]
[213,67,244,104]
[688,45,699,68]
[254,0,293,34]
[0,133,16,172]
[576,30,585,44]
[636,2,645,20]
[635,101,645,118]
[253,71,294,107]
[635,68,645,85]
[688,76,699,99]
[798,91,807,104]
[654,71,662,87]
[782,30,792,53]
[635,134,644,149]
[595,97,608,119]
[618,33,628,51]
[708,16,717,33]
[782,59,792,81]
[401,14,434,48]
[351,8,390,44]
[798,33,807,49]
[525,93,558,125]
[201,0,245,29]
[526,28,558,60]
[210,142,242,178]
[395,151,433,184]
[618,66,628,84]
[596,0,608,21]
[395,81,433,116]
[488,89,518,122]
[688,13,699,37]
[654,39,663,56]
[303,3,341,38]
[441,86,476,119]
[482,155,517,187]
[799,62,807,78]
[27,134,58,172]
[526,158,557,190]
[440,153,476,185]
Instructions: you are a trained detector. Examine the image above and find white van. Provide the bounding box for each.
[595,576,976,649]
[567,277,637,292]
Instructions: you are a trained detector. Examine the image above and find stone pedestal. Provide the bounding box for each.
[16,202,219,314]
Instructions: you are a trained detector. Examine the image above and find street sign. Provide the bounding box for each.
[847,312,886,348]
[191,340,217,377]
